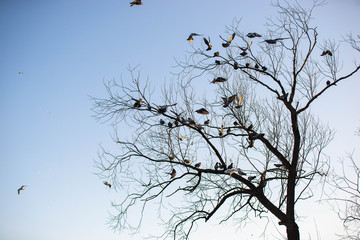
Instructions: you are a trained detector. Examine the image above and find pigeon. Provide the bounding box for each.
[247,32,262,38]
[180,136,185,141]
[211,77,227,84]
[187,33,201,42]
[221,33,236,48]
[133,99,142,108]
[130,0,143,6]
[103,181,112,188]
[170,169,176,179]
[263,38,289,44]
[321,50,332,56]
[203,37,212,51]
[195,162,201,168]
[17,185,27,195]
[228,163,234,169]
[222,95,236,107]
[196,108,209,115]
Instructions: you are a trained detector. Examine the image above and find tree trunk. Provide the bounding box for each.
[286,221,300,240]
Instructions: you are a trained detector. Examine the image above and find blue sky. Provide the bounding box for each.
[1,0,360,239]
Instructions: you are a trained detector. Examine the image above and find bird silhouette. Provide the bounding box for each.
[211,77,227,83]
[321,50,332,56]
[180,136,185,141]
[157,105,168,114]
[233,121,239,126]
[248,176,256,181]
[195,162,201,168]
[247,32,262,38]
[247,124,253,131]
[187,118,196,126]
[18,72,24,75]
[263,38,289,44]
[213,51,220,57]
[170,169,176,179]
[130,0,143,6]
[235,95,243,108]
[240,51,247,56]
[233,61,239,70]
[187,33,201,42]
[215,60,221,65]
[103,181,112,188]
[204,119,210,125]
[221,33,236,48]
[225,168,246,176]
[160,119,165,125]
[133,98,142,108]
[203,37,212,51]
[168,122,173,128]
[184,159,191,164]
[262,66,267,71]
[245,63,250,68]
[17,185,27,195]
[227,128,231,134]
[228,163,233,169]
[196,108,209,114]
[326,80,331,86]
[222,95,236,107]
[169,155,175,160]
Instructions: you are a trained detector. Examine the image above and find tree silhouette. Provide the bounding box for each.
[92,1,360,239]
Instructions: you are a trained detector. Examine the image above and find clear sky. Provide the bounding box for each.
[1,0,359,239]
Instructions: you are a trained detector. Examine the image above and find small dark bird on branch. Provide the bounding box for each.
[228,163,234,169]
[133,98,142,108]
[168,122,173,128]
[170,169,176,179]
[247,32,262,38]
[233,121,239,126]
[196,108,209,114]
[130,0,142,6]
[103,181,112,188]
[187,33,201,42]
[263,38,289,44]
[204,119,210,125]
[160,119,165,125]
[227,128,231,134]
[215,60,221,65]
[326,80,331,86]
[234,61,239,70]
[157,105,168,114]
[245,63,250,68]
[254,63,259,69]
[213,51,220,57]
[195,162,201,168]
[203,37,212,51]
[211,77,227,84]
[240,51,247,56]
[247,124,253,131]
[321,50,332,56]
[187,118,196,126]
[17,185,27,195]
[248,176,256,181]
[262,66,267,71]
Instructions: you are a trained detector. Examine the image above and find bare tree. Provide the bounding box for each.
[92,1,360,240]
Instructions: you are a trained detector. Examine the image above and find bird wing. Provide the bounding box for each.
[228,33,236,43]
[238,95,243,105]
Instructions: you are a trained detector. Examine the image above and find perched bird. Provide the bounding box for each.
[240,51,247,56]
[233,121,239,126]
[168,122,173,128]
[147,104,152,111]
[196,108,209,115]
[227,162,234,169]
[170,169,176,179]
[263,38,289,44]
[160,119,165,125]
[187,118,196,126]
[277,93,288,101]
[204,119,210,125]
[215,60,221,65]
[233,61,239,70]
[235,95,243,109]
[17,185,27,195]
[157,105,168,114]
[103,181,112,188]
[221,33,236,48]
[130,0,143,6]
[184,159,191,164]
[187,33,201,42]
[133,98,142,108]
[213,51,220,57]
[247,32,262,38]
[321,50,332,56]
[195,162,201,168]
[249,133,265,141]
[227,128,231,134]
[254,63,259,69]
[225,168,246,176]
[245,63,250,68]
[262,66,267,71]
[211,77,227,83]
[326,80,331,86]
[203,37,212,51]
[219,125,224,136]
[214,162,220,171]
[180,136,185,141]
[248,176,256,181]
[174,120,179,127]
[169,155,175,160]
[274,163,282,168]
[222,95,236,107]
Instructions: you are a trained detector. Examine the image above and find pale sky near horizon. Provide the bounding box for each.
[1,0,360,239]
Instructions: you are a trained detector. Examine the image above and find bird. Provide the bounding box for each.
[157,105,168,114]
[18,72,24,75]
[130,0,143,6]
[219,125,224,136]
[240,51,247,56]
[169,155,175,160]
[214,162,220,171]
[326,80,331,86]
[248,176,256,181]
[180,136,185,141]
[254,63,259,69]
[248,139,254,148]
[245,63,250,68]
[221,32,236,48]
[277,93,288,101]
[225,168,246,176]
[203,37,212,51]
[233,121,239,126]
[247,124,253,131]
[321,50,332,56]
[247,32,262,38]
[213,51,220,57]
[174,120,179,127]
[222,95,236,107]
[215,60,221,65]
[103,181,112,188]
[17,185,27,195]
[195,162,201,168]
[168,122,173,128]
[133,98,142,108]
[211,77,227,84]
[184,159,191,164]
[263,38,289,44]
[196,108,209,114]
[274,163,282,168]
[262,66,267,71]
[249,133,265,141]
[233,61,239,70]
[228,163,233,169]
[204,119,210,125]
[170,169,176,179]
[235,95,243,109]
[187,118,196,126]
[187,33,201,42]
[160,119,165,125]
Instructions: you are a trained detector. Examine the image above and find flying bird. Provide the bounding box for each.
[221,33,236,48]
[211,77,227,84]
[326,80,331,86]
[17,185,27,195]
[133,98,142,108]
[195,162,201,168]
[170,169,176,179]
[203,37,212,51]
[180,136,185,141]
[321,50,332,56]
[18,72,24,75]
[103,181,112,188]
[222,95,236,107]
[263,38,289,44]
[187,33,201,42]
[235,95,243,109]
[247,32,262,38]
[196,108,209,114]
[168,122,173,128]
[130,0,143,6]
